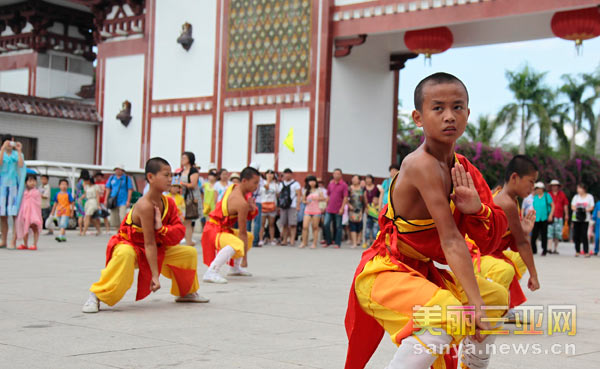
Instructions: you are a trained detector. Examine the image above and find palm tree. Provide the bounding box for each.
[582,70,600,156]
[559,74,597,159]
[463,115,507,146]
[498,65,550,154]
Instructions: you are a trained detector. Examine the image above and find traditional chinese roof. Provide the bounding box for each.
[0,92,100,123]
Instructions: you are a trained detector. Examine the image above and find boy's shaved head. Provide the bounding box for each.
[414,72,469,112]
[145,157,170,181]
[505,155,537,182]
[240,166,260,180]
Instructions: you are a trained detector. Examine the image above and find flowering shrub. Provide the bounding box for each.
[397,139,600,199]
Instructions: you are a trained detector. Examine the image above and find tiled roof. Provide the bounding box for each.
[0,92,100,123]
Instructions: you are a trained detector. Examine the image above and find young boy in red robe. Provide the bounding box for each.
[485,155,540,321]
[82,157,208,313]
[344,73,510,369]
[201,166,260,284]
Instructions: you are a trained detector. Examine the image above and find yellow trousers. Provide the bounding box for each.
[217,229,253,259]
[90,243,199,306]
[477,250,527,290]
[356,255,508,347]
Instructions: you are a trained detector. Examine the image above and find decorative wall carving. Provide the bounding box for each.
[226,0,312,91]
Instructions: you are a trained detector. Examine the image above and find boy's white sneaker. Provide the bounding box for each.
[82,292,100,313]
[203,270,228,284]
[175,292,210,303]
[228,267,252,277]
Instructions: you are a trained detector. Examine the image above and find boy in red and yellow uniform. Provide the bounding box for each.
[82,157,208,313]
[202,167,259,284]
[344,73,509,369]
[483,155,540,320]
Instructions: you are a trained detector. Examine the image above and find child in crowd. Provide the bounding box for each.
[14,174,42,250]
[94,172,111,233]
[51,179,74,242]
[166,179,186,222]
[202,170,218,222]
[40,174,52,235]
[82,174,101,236]
[364,195,379,248]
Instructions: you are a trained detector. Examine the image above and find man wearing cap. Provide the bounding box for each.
[105,165,134,229]
[531,182,555,256]
[548,179,569,254]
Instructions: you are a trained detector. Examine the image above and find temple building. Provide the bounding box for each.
[0,0,598,177]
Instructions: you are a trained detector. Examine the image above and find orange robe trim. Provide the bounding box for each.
[343,153,508,369]
[104,195,191,301]
[201,184,257,266]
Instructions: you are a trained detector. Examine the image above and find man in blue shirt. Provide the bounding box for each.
[104,164,133,229]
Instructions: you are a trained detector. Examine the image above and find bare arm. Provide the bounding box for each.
[235,199,250,252]
[295,188,302,210]
[185,172,200,190]
[104,187,111,205]
[412,162,485,311]
[15,142,24,167]
[139,202,161,291]
[497,197,539,290]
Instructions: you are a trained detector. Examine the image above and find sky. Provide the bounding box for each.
[397,36,600,147]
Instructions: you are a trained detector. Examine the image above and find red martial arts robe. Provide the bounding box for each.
[201,184,257,266]
[344,153,508,369]
[104,195,193,301]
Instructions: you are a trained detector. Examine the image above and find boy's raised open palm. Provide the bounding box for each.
[521,210,536,234]
[450,163,482,215]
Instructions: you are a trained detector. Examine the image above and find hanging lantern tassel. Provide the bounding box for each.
[551,7,600,56]
[404,26,453,65]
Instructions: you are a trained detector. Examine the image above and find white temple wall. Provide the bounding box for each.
[152,0,217,100]
[102,54,145,170]
[150,116,183,169]
[0,68,28,95]
[221,111,249,171]
[279,108,309,172]
[328,36,394,178]
[185,115,213,171]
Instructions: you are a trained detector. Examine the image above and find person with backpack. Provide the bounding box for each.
[531,182,554,256]
[571,183,595,257]
[105,164,133,229]
[277,168,301,246]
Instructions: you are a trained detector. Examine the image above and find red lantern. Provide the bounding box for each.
[404,26,453,61]
[551,7,600,53]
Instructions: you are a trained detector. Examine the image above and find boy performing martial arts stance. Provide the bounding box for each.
[344,73,509,369]
[483,155,540,321]
[82,157,208,313]
[202,167,260,284]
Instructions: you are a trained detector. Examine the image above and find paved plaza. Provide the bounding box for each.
[1,232,599,368]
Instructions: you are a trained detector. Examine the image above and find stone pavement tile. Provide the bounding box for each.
[0,315,173,357]
[79,343,331,369]
[0,343,124,369]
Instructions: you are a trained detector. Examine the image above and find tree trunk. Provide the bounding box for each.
[570,122,577,159]
[595,115,600,156]
[570,107,578,159]
[519,104,526,154]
